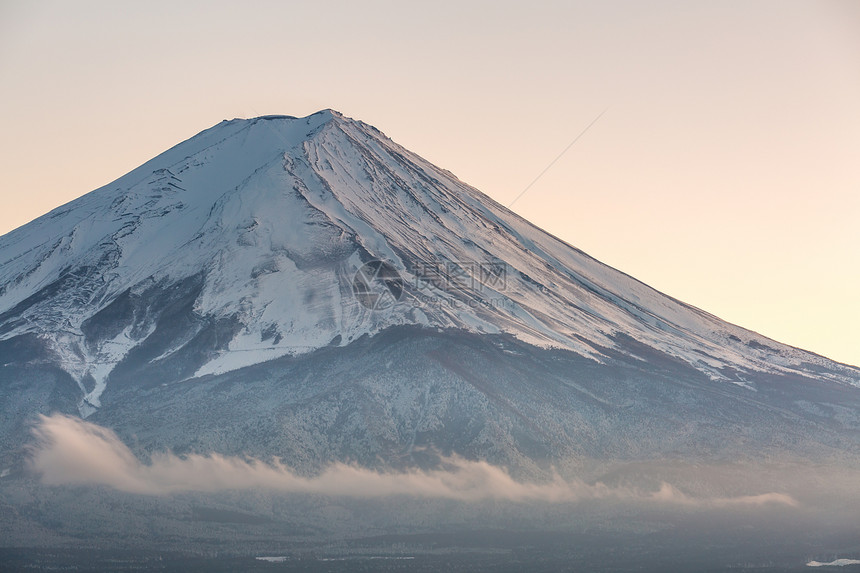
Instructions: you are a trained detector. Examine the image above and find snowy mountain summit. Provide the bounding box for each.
[1,110,858,470]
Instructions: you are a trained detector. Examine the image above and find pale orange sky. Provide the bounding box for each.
[1,0,858,366]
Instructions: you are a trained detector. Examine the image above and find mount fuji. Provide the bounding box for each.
[1,109,858,476]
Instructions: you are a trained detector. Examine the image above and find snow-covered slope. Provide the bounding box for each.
[0,110,856,419]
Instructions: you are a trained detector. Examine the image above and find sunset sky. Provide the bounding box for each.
[1,0,858,365]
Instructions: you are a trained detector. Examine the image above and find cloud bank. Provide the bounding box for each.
[28,414,797,507]
[807,559,860,567]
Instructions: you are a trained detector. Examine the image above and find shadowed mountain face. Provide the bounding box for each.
[0,110,858,476]
[84,327,860,478]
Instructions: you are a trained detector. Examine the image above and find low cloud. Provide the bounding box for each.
[807,559,860,567]
[645,481,798,508]
[28,414,798,508]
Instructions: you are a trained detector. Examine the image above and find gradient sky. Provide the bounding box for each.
[1,0,858,365]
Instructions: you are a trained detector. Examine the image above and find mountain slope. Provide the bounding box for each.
[0,110,858,473]
[1,110,856,414]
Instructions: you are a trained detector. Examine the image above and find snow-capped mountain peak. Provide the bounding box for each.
[0,110,856,417]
